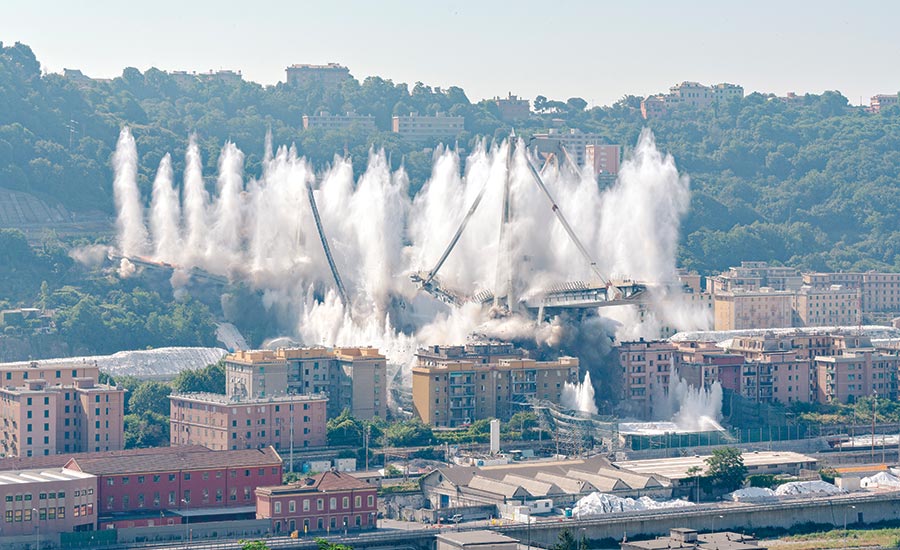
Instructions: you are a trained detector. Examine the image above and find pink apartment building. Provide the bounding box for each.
[169,393,327,451]
[0,361,124,457]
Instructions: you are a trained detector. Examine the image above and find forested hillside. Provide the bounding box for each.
[3,41,900,274]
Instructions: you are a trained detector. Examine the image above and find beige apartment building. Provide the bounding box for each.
[225,347,387,420]
[792,285,859,327]
[713,289,795,330]
[803,271,900,314]
[302,112,377,132]
[412,344,578,427]
[0,361,124,458]
[391,113,464,144]
[708,261,802,296]
[169,392,327,451]
[285,63,351,89]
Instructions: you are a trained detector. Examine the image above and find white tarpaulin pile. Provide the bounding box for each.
[726,487,777,502]
[861,471,900,489]
[572,492,694,517]
[774,480,843,496]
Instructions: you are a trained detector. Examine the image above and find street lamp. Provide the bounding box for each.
[181,498,191,543]
[844,504,857,541]
[32,508,39,550]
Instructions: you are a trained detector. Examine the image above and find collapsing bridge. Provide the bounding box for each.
[410,139,648,320]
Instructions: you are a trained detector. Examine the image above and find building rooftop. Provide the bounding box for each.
[0,467,94,486]
[170,391,328,405]
[436,530,518,546]
[257,470,373,495]
[65,446,281,476]
[623,529,763,550]
[614,451,816,480]
[0,445,211,472]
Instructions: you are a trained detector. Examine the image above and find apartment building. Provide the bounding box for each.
[302,112,377,132]
[531,129,606,166]
[713,289,795,331]
[708,262,802,295]
[225,347,387,420]
[169,392,327,451]
[0,361,124,458]
[494,93,530,122]
[63,446,283,528]
[285,63,351,89]
[640,82,744,119]
[585,144,621,176]
[255,470,377,535]
[0,467,97,536]
[412,344,578,427]
[672,342,743,394]
[618,340,678,417]
[869,94,899,114]
[792,285,859,327]
[803,271,900,314]
[813,335,900,404]
[724,335,813,404]
[391,113,464,144]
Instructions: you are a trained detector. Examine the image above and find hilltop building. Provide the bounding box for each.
[391,113,464,144]
[412,344,578,427]
[493,93,530,122]
[0,360,125,457]
[869,94,899,113]
[285,63,352,89]
[641,82,744,119]
[302,112,377,132]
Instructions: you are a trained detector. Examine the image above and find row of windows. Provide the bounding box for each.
[275,514,370,533]
[5,506,73,522]
[106,468,278,486]
[272,494,375,514]
[4,369,79,381]
[106,487,256,508]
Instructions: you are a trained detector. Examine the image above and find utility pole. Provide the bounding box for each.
[289,395,295,474]
[872,390,877,462]
[364,423,370,471]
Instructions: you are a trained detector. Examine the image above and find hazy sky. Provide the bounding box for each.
[3,0,899,107]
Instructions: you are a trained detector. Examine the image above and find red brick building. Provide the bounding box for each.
[63,445,283,529]
[255,470,377,535]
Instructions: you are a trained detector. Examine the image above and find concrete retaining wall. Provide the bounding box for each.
[498,492,900,548]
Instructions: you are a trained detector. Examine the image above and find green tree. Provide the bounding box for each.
[551,529,588,550]
[327,409,364,447]
[124,411,169,448]
[172,362,225,394]
[379,418,433,448]
[315,538,353,550]
[704,447,747,492]
[128,381,172,416]
[240,541,270,550]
